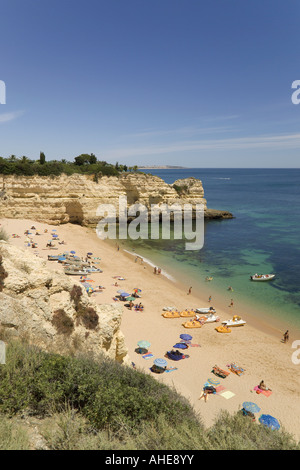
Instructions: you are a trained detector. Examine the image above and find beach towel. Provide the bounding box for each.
[207,378,220,386]
[228,363,245,376]
[215,385,226,393]
[165,367,178,373]
[142,353,154,360]
[219,391,235,400]
[253,386,272,397]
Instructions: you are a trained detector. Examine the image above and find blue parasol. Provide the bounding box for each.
[180,334,193,341]
[259,414,280,430]
[173,342,188,349]
[242,402,261,414]
[117,289,126,293]
[154,358,167,368]
[137,340,151,349]
[70,250,76,254]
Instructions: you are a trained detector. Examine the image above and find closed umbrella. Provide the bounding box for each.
[259,414,280,430]
[154,358,167,368]
[242,402,261,414]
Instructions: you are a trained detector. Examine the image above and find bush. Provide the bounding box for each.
[0,254,8,291]
[52,310,74,336]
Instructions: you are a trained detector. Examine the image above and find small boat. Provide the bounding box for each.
[162,311,181,318]
[222,315,246,327]
[202,314,220,323]
[215,325,231,333]
[64,266,90,275]
[48,254,62,261]
[180,310,195,317]
[182,320,202,328]
[250,273,275,281]
[195,307,216,314]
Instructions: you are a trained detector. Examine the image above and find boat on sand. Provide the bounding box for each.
[222,315,246,327]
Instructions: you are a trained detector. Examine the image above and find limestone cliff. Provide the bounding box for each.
[0,241,129,363]
[0,173,232,225]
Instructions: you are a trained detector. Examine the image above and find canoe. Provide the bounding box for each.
[250,274,275,281]
[162,311,181,318]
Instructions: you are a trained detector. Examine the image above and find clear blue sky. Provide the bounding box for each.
[1,0,300,167]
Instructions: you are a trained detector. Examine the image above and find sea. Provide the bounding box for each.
[122,168,300,333]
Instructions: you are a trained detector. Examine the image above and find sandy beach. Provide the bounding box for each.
[1,217,300,441]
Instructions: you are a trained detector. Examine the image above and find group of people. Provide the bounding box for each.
[153,267,161,275]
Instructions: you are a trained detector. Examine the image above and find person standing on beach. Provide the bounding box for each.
[188,287,192,295]
[154,267,157,274]
[229,299,234,307]
[283,330,289,343]
[208,295,212,302]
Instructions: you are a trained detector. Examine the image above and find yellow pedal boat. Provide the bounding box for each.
[182,320,202,328]
[180,310,195,317]
[215,325,231,333]
[162,311,181,318]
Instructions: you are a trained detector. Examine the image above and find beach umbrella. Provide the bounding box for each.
[133,288,142,292]
[154,358,167,368]
[117,289,126,294]
[242,402,261,414]
[180,333,193,341]
[173,342,188,349]
[126,296,136,301]
[52,229,57,231]
[259,414,280,430]
[137,340,151,349]
[120,292,130,297]
[87,252,93,255]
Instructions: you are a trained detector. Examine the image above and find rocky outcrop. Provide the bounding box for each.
[0,173,232,225]
[0,241,129,364]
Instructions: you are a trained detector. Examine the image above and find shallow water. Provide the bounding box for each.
[122,168,300,331]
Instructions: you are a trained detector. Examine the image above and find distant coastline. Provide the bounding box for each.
[138,165,187,169]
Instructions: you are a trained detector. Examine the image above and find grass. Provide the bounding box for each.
[0,340,298,450]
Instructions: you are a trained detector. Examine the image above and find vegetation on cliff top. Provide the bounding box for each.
[0,340,298,450]
[0,153,139,177]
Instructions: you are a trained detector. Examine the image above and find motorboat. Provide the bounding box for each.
[250,273,275,281]
[202,313,220,323]
[221,315,246,327]
[195,307,216,314]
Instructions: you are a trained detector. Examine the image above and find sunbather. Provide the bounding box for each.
[258,380,272,391]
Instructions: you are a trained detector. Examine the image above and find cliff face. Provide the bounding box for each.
[0,173,232,225]
[0,241,129,363]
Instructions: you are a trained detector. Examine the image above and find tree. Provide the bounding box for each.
[39,152,46,165]
[89,153,97,165]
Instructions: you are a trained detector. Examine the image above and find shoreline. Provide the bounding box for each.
[1,218,300,441]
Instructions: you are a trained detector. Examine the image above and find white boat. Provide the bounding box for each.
[195,307,216,314]
[222,316,246,327]
[196,313,219,323]
[250,273,275,281]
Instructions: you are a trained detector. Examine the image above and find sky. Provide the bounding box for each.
[1,0,300,168]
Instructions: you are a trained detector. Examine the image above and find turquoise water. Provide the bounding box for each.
[122,169,300,331]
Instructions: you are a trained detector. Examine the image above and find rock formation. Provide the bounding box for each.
[0,241,129,364]
[0,173,232,226]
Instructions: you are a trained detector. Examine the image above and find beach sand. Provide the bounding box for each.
[1,218,300,441]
